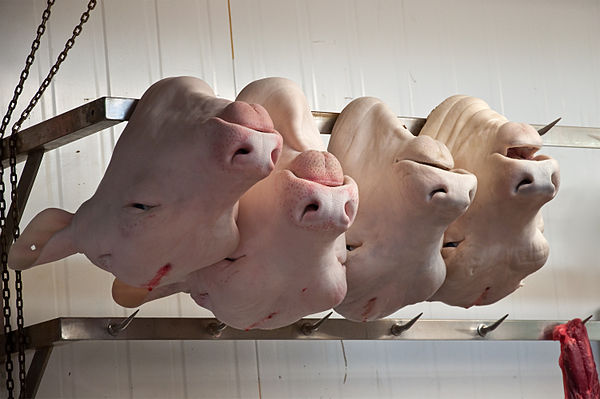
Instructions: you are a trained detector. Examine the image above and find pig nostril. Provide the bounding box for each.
[234,148,250,156]
[516,177,533,192]
[468,188,476,202]
[270,148,280,165]
[344,201,354,219]
[305,203,319,212]
[429,187,447,200]
[551,172,559,191]
[301,203,319,219]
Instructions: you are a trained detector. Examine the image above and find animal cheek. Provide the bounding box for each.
[118,219,138,239]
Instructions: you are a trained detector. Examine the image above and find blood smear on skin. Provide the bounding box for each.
[361,297,377,322]
[245,311,278,331]
[145,263,172,291]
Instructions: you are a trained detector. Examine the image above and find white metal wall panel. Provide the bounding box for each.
[0,0,599,397]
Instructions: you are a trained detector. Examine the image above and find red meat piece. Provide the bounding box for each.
[552,318,600,399]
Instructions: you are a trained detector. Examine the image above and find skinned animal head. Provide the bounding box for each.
[10,76,282,291]
[328,97,477,321]
[420,95,560,307]
[186,77,359,330]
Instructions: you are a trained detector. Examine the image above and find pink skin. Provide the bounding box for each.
[421,95,560,307]
[185,78,358,330]
[328,97,477,321]
[111,77,358,328]
[9,77,283,290]
[188,150,358,330]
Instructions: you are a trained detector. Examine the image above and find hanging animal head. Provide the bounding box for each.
[183,77,358,330]
[420,95,560,307]
[9,76,283,290]
[328,97,477,321]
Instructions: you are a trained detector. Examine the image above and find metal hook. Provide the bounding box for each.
[107,309,139,336]
[390,312,423,336]
[207,321,228,337]
[301,311,333,336]
[582,315,593,324]
[477,314,509,337]
[537,117,561,136]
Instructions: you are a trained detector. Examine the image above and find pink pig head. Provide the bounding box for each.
[420,95,560,307]
[9,76,282,291]
[186,77,359,330]
[328,97,477,321]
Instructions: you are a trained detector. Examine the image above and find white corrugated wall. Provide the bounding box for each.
[1,0,599,397]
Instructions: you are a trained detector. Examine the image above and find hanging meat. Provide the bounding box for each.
[328,97,477,321]
[116,77,359,330]
[185,77,358,330]
[9,76,282,292]
[552,318,600,399]
[420,95,560,307]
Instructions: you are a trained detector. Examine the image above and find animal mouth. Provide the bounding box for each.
[417,160,451,171]
[506,145,541,160]
[289,170,344,187]
[399,158,451,171]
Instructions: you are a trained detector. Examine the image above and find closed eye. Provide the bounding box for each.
[443,241,460,248]
[128,203,157,212]
[225,255,246,262]
[441,240,462,259]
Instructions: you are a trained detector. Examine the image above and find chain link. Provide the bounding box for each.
[0,1,55,395]
[1,0,98,396]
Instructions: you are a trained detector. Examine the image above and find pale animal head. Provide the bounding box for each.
[185,77,359,330]
[328,97,477,321]
[420,95,560,307]
[9,76,283,290]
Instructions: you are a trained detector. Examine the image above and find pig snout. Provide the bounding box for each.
[295,177,359,232]
[228,128,282,174]
[217,101,275,134]
[289,150,345,187]
[512,158,560,201]
[427,168,477,221]
[218,101,282,172]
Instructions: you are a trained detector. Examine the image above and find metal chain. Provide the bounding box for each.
[0,2,56,396]
[1,0,98,396]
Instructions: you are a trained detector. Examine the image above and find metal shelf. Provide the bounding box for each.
[2,97,599,169]
[2,316,599,349]
[2,97,600,398]
[1,315,598,398]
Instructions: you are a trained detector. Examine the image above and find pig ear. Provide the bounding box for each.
[112,278,188,308]
[112,278,150,308]
[8,208,76,270]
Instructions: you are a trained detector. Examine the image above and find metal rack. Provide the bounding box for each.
[1,97,600,397]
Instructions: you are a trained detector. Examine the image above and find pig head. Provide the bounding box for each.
[9,76,282,290]
[328,97,477,321]
[420,95,560,307]
[183,77,358,330]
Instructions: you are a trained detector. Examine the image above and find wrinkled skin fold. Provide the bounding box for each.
[328,97,477,321]
[420,95,560,307]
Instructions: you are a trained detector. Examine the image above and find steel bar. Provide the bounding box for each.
[0,98,599,168]
[0,317,598,352]
[0,97,137,168]
[21,346,53,399]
